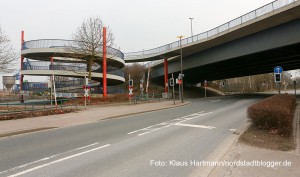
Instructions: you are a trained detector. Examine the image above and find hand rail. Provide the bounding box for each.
[22,61,125,78]
[124,0,297,61]
[22,39,124,59]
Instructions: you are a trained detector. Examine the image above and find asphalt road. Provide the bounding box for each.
[0,95,262,177]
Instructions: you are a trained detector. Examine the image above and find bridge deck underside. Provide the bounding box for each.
[151,19,300,84]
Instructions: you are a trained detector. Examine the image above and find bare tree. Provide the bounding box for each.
[122,64,147,91]
[0,26,17,73]
[70,17,115,80]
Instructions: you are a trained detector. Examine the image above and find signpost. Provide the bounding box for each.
[283,80,288,94]
[274,66,283,74]
[274,66,283,94]
[177,74,184,102]
[204,80,207,98]
[140,78,144,98]
[178,73,184,103]
[128,75,134,105]
[170,74,175,105]
[294,80,297,96]
[83,85,90,109]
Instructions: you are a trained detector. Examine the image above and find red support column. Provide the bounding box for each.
[164,58,169,93]
[20,31,24,101]
[50,57,53,64]
[102,27,107,98]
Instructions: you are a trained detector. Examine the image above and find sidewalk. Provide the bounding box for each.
[209,104,300,177]
[0,100,189,138]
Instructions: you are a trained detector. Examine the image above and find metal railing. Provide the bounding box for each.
[22,82,48,91]
[0,98,79,117]
[22,61,125,78]
[22,39,125,59]
[125,0,297,61]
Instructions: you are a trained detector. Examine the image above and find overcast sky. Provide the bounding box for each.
[0,0,276,88]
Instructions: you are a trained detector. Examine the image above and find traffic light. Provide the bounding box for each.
[274,73,281,83]
[169,78,174,86]
[129,79,133,87]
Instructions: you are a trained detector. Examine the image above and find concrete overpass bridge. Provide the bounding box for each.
[124,0,300,85]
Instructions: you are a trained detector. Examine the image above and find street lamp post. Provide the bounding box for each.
[177,35,184,103]
[189,18,194,40]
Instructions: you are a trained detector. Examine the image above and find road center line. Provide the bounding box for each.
[7,144,110,177]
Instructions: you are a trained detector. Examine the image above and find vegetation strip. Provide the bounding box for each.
[240,95,297,151]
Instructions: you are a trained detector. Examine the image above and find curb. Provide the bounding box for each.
[0,101,190,139]
[100,101,190,121]
[294,103,300,155]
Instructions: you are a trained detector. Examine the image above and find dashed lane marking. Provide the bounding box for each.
[6,144,110,177]
[1,142,110,177]
[128,111,213,136]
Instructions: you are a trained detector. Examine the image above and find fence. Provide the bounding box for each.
[0,97,80,117]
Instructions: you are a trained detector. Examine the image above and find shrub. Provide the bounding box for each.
[247,94,296,136]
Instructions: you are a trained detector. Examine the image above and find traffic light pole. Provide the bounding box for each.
[294,80,297,96]
[172,73,175,105]
[178,82,181,102]
[129,74,131,105]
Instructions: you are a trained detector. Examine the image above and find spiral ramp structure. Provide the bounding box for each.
[20,39,125,95]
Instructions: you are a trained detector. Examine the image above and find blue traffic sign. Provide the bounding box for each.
[274,66,283,73]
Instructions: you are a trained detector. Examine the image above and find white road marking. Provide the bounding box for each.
[176,112,213,123]
[174,123,216,129]
[138,125,172,136]
[6,144,110,177]
[229,129,237,132]
[236,99,245,103]
[128,111,214,136]
[0,142,101,175]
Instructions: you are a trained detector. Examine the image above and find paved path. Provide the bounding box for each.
[0,100,188,137]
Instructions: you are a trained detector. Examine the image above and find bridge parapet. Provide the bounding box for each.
[125,0,298,63]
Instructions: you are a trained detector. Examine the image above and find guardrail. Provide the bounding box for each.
[21,80,87,91]
[21,81,125,94]
[22,61,125,78]
[132,93,167,105]
[22,39,125,59]
[125,0,297,61]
